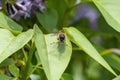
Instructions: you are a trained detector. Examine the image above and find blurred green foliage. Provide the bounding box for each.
[0,0,120,80]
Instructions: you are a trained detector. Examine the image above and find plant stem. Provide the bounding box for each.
[22,48,28,62]
[21,43,36,80]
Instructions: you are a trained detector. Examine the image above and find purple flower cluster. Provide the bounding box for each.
[6,0,46,20]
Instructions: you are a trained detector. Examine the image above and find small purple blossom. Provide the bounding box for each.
[0,0,2,10]
[6,0,46,20]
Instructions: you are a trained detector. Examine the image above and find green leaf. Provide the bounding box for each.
[9,64,19,77]
[34,25,72,80]
[45,33,72,80]
[0,29,15,54]
[37,9,58,32]
[34,25,50,79]
[103,54,120,72]
[63,27,117,76]
[0,12,23,33]
[92,0,120,32]
[47,0,67,27]
[0,58,15,67]
[0,74,12,80]
[0,29,33,63]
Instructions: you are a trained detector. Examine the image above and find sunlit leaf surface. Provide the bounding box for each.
[92,0,120,32]
[34,25,72,80]
[64,27,117,76]
[0,29,33,63]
